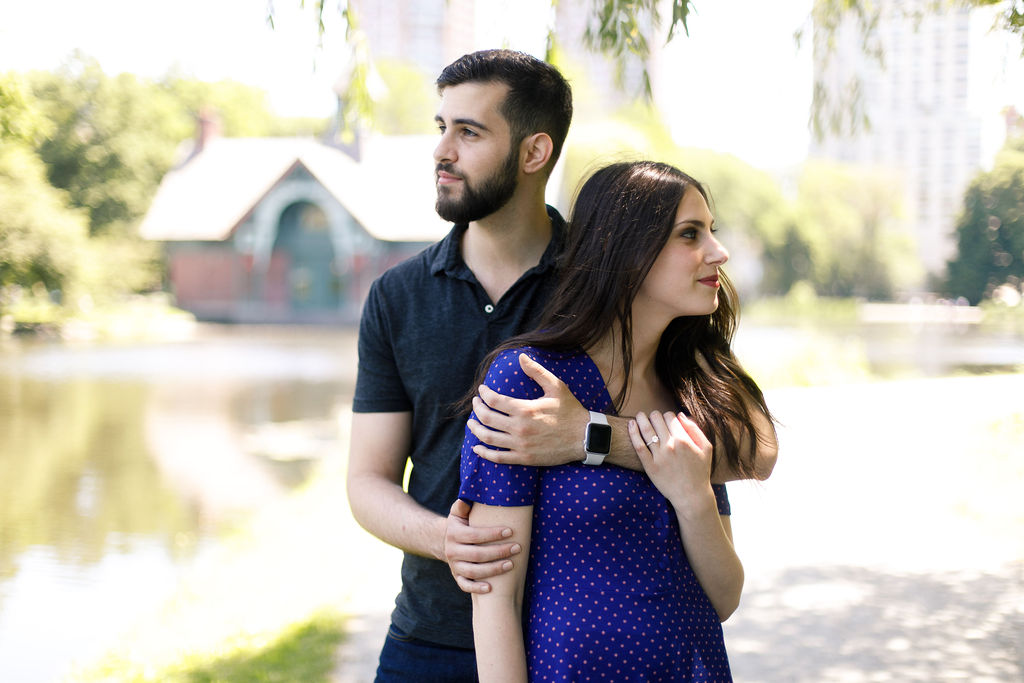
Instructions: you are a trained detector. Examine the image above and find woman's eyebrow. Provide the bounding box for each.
[674,218,714,228]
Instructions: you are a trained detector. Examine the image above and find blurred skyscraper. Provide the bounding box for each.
[352,0,477,77]
[351,0,656,109]
[810,0,1019,280]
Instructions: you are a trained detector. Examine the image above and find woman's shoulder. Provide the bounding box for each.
[493,345,585,365]
[484,346,588,395]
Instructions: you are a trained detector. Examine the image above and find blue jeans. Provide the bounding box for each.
[375,623,478,682]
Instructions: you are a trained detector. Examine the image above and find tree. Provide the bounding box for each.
[794,160,919,299]
[368,60,438,135]
[28,56,185,238]
[0,73,87,307]
[945,138,1024,303]
[0,143,88,303]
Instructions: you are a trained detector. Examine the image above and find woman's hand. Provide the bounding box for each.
[628,410,716,515]
[628,410,744,620]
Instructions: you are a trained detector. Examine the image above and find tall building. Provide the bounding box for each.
[806,0,1024,282]
[810,0,1017,280]
[352,0,477,77]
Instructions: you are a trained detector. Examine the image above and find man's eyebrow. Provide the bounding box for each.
[434,114,491,132]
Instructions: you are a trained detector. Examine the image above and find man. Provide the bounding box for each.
[348,49,777,682]
[347,49,576,681]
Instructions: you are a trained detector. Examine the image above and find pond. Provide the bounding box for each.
[0,318,1020,681]
[0,325,357,682]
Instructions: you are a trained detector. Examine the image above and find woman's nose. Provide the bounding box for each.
[707,236,729,265]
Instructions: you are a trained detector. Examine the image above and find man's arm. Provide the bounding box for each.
[346,411,447,559]
[466,353,644,471]
[348,411,521,584]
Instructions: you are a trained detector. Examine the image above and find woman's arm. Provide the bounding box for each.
[629,411,745,621]
[468,501,534,683]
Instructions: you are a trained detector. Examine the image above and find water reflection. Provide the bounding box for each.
[0,327,355,681]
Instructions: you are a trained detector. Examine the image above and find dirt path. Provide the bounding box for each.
[332,373,1024,682]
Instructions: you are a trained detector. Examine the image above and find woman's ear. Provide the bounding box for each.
[520,133,554,175]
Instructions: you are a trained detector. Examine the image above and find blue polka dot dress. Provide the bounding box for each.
[459,347,733,682]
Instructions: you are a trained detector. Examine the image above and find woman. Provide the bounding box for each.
[459,161,777,681]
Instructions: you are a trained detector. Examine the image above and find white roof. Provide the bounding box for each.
[139,135,449,243]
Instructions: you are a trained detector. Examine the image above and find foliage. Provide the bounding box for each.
[575,0,695,97]
[0,142,88,305]
[945,139,1024,303]
[0,72,51,145]
[971,0,1024,52]
[370,59,438,135]
[794,160,920,299]
[159,73,280,138]
[26,57,183,239]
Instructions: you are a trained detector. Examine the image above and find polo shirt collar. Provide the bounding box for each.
[430,205,566,278]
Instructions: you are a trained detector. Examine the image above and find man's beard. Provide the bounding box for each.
[435,146,519,224]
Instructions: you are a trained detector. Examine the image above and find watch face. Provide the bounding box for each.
[585,423,612,454]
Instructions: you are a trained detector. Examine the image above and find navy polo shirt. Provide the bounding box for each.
[353,206,566,649]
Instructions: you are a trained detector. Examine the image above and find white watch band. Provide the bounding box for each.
[582,411,609,465]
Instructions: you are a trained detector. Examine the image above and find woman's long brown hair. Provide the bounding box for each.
[470,161,774,478]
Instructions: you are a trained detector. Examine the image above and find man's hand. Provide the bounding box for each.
[467,353,588,466]
[444,499,522,594]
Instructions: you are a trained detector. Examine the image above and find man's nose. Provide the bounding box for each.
[434,131,454,164]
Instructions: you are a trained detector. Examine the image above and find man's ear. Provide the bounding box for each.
[520,133,554,175]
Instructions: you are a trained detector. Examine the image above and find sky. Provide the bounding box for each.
[0,0,1020,172]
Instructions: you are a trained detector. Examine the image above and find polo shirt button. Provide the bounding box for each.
[484,304,494,314]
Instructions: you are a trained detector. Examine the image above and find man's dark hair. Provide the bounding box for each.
[437,49,573,171]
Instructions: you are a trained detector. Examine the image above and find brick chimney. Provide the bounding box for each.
[195,105,222,155]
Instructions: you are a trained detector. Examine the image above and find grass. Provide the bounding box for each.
[166,613,346,683]
[81,612,346,683]
[69,457,366,683]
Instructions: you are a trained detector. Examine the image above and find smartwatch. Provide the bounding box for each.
[582,411,612,465]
